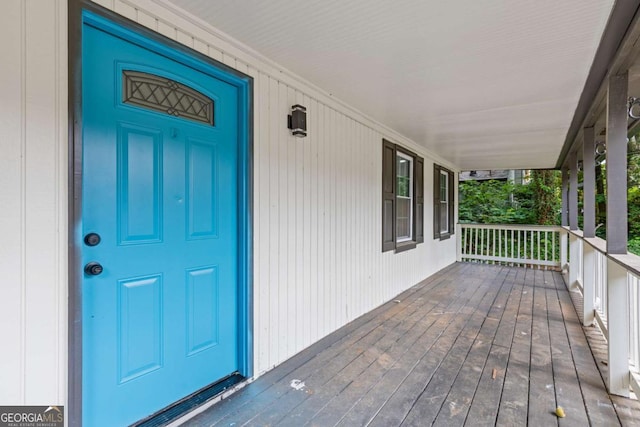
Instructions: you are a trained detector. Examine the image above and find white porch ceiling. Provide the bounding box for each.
[165,0,614,170]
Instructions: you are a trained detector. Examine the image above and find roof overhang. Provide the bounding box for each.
[556,1,640,169]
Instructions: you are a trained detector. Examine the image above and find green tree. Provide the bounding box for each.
[530,170,561,225]
[459,171,560,225]
[459,178,534,224]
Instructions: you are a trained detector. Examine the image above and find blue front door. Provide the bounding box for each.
[82,18,240,426]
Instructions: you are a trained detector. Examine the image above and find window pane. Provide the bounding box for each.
[440,201,448,233]
[397,157,411,197]
[440,171,448,201]
[396,152,413,242]
[397,198,411,239]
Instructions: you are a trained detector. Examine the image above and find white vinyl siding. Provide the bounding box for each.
[85,0,458,376]
[0,0,458,409]
[0,0,68,405]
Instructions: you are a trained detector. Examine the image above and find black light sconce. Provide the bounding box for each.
[595,141,606,156]
[288,104,307,137]
[577,160,583,171]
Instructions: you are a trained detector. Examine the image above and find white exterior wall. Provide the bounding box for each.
[0,0,457,408]
[92,0,458,375]
[0,0,68,406]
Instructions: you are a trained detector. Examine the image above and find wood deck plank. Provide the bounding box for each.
[527,269,559,427]
[554,271,622,426]
[496,267,533,427]
[400,268,518,426]
[367,266,510,427]
[330,266,500,426]
[298,267,498,427]
[545,271,590,427]
[191,264,466,426]
[271,291,462,426]
[183,263,639,427]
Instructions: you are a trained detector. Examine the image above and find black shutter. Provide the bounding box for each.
[448,170,455,235]
[415,156,424,243]
[382,139,396,252]
[433,164,441,239]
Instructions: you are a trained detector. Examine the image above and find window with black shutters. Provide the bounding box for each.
[433,164,455,240]
[381,139,424,252]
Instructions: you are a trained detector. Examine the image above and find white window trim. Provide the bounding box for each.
[397,151,413,243]
[440,169,449,234]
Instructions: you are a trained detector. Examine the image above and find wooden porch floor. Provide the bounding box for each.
[184,263,640,426]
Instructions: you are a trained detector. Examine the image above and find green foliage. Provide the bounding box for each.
[629,237,640,257]
[459,173,559,226]
[459,180,529,224]
[530,170,561,225]
[629,186,640,252]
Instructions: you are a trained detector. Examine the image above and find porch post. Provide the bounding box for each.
[560,169,569,272]
[607,259,630,396]
[582,127,596,326]
[606,71,629,397]
[568,152,581,289]
[583,127,596,238]
[568,151,578,231]
[456,223,462,262]
[561,168,569,227]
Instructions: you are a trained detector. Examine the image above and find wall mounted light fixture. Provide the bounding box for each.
[595,141,606,156]
[577,160,583,171]
[288,104,307,137]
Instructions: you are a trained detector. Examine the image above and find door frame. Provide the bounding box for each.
[68,2,253,426]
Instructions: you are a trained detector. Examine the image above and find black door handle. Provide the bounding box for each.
[84,262,104,276]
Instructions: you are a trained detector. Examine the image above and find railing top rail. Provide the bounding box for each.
[458,223,563,232]
[609,253,640,279]
[461,223,640,278]
[565,228,640,277]
[582,235,607,254]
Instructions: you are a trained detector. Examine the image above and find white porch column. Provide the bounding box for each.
[582,127,596,326]
[568,151,579,231]
[569,233,582,290]
[560,169,569,273]
[561,168,569,227]
[582,243,596,326]
[456,224,462,262]
[607,259,630,396]
[560,230,568,274]
[568,152,581,288]
[606,71,629,397]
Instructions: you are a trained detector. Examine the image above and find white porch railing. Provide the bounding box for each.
[572,234,640,397]
[457,224,640,398]
[457,223,564,269]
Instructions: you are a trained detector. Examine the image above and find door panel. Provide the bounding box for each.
[82,21,239,427]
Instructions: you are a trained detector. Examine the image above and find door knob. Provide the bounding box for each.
[84,233,101,246]
[84,262,104,276]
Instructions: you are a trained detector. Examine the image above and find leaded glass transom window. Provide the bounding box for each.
[122,70,214,125]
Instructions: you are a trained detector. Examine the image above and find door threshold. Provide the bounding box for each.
[132,373,245,427]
